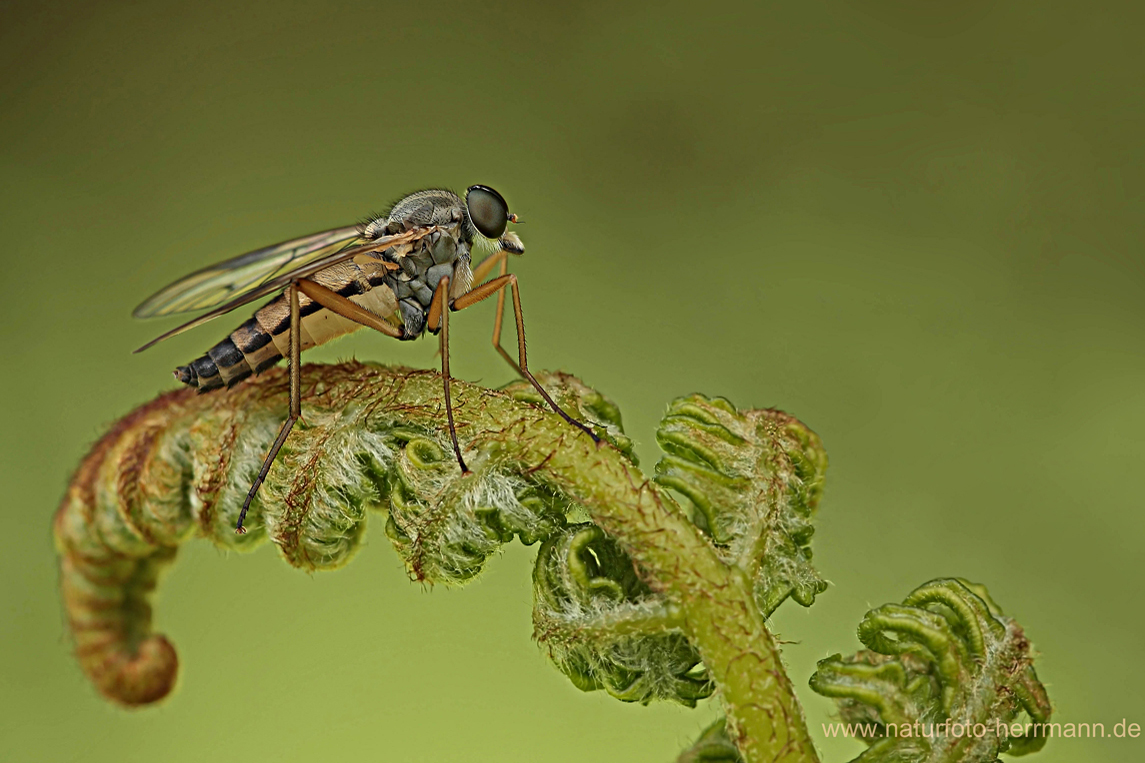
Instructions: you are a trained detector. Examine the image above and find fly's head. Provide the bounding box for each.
[361,185,523,255]
[465,185,524,256]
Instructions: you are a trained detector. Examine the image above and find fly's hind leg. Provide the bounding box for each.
[236,281,302,534]
[234,279,404,534]
[441,274,601,445]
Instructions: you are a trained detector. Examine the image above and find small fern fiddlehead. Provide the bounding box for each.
[674,580,1053,763]
[808,578,1053,762]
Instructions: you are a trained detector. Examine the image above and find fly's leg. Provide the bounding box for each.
[302,277,466,461]
[445,275,601,445]
[469,248,510,285]
[235,279,404,534]
[295,279,402,338]
[426,277,470,473]
[490,256,523,376]
[237,281,302,534]
[470,250,521,375]
[298,278,465,466]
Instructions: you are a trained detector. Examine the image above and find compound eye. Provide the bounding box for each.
[466,185,510,239]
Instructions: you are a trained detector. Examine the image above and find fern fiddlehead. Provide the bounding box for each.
[808,578,1052,762]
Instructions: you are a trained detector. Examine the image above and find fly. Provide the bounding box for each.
[134,185,599,533]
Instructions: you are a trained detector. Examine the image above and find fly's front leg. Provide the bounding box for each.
[490,256,522,376]
[471,250,522,376]
[237,281,302,534]
[450,275,601,445]
[469,247,510,286]
[426,276,470,474]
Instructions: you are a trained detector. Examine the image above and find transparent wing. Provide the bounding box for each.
[133,225,365,318]
[133,226,431,353]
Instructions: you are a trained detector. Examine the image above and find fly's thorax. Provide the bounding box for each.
[361,189,471,241]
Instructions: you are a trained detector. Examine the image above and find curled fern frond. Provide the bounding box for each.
[52,364,622,704]
[809,578,1053,762]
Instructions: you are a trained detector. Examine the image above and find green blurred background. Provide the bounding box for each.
[2,1,1142,761]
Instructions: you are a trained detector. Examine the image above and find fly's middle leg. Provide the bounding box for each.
[427,276,470,474]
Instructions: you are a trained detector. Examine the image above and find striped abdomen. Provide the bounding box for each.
[176,262,399,392]
[174,316,283,392]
